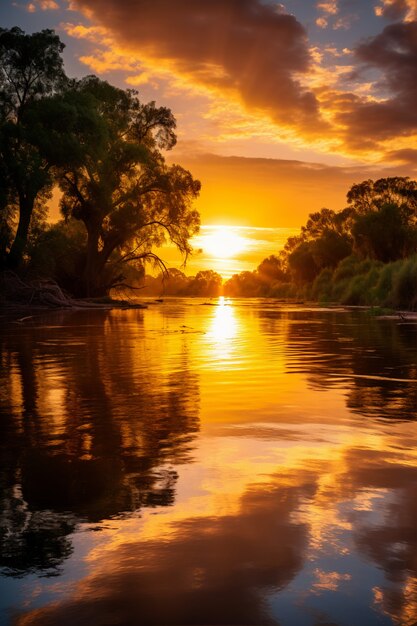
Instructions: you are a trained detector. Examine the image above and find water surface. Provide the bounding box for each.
[0,299,416,625]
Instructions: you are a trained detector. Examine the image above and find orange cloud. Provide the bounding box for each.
[70,0,326,136]
[317,0,339,15]
[375,0,417,20]
[171,152,409,226]
[26,0,59,10]
[64,1,417,163]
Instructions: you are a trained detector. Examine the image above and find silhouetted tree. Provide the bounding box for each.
[257,255,286,284]
[0,27,66,269]
[347,178,417,262]
[347,177,417,215]
[352,203,417,262]
[224,270,263,297]
[288,241,320,283]
[186,270,222,296]
[44,77,201,297]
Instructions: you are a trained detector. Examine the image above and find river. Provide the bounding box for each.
[0,298,416,626]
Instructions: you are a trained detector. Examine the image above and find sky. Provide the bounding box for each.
[2,0,417,277]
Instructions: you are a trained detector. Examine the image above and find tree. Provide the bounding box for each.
[28,218,87,288]
[347,177,417,215]
[283,208,352,282]
[187,270,222,296]
[310,229,352,269]
[256,255,286,284]
[288,241,320,283]
[48,77,200,297]
[347,177,417,262]
[352,203,417,262]
[301,207,353,241]
[224,271,263,297]
[0,27,66,269]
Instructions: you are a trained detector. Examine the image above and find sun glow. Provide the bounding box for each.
[196,226,248,260]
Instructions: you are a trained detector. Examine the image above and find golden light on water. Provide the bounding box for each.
[3,304,417,626]
[204,297,238,367]
[209,297,237,341]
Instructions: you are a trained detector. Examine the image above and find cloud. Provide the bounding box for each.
[316,17,329,28]
[70,0,325,134]
[317,1,339,16]
[387,148,417,164]
[333,13,358,29]
[315,0,358,30]
[13,470,312,626]
[165,152,406,229]
[336,21,417,147]
[63,0,417,162]
[375,0,417,21]
[26,0,59,10]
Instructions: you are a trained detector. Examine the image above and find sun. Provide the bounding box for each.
[198,226,248,259]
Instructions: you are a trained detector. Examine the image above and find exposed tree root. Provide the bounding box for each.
[0,272,147,310]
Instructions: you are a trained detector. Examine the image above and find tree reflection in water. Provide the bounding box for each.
[1,302,417,626]
[0,309,200,577]
[262,308,417,421]
[275,308,417,624]
[11,468,313,626]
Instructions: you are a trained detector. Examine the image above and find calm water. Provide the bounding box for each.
[0,298,416,626]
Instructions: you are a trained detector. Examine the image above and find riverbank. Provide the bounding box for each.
[0,272,148,311]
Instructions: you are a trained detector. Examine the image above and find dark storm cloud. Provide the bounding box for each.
[72,0,324,131]
[339,21,417,147]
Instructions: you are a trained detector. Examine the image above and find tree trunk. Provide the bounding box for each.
[7,196,33,270]
[82,226,109,297]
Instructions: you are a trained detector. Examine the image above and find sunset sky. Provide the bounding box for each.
[2,0,417,276]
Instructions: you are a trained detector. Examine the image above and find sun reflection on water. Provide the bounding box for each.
[203,297,240,369]
[209,297,237,342]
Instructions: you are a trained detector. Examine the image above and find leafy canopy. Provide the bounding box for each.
[44,76,201,295]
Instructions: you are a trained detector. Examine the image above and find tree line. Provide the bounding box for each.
[224,176,417,309]
[0,27,200,298]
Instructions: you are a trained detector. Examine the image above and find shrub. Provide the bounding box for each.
[391,256,417,310]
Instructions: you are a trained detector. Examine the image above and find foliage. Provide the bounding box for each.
[391,256,417,310]
[139,268,222,297]
[224,271,263,297]
[282,207,353,283]
[2,30,417,312]
[186,270,222,296]
[46,76,201,296]
[257,255,286,284]
[308,255,417,310]
[28,219,86,289]
[345,177,417,262]
[224,255,290,297]
[346,177,417,215]
[0,27,66,269]
[227,177,417,309]
[352,202,417,262]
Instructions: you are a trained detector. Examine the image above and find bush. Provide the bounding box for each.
[391,256,417,310]
[339,263,382,305]
[311,268,334,302]
[28,219,86,290]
